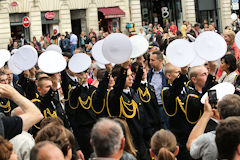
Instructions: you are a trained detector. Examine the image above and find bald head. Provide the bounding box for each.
[30,141,64,160]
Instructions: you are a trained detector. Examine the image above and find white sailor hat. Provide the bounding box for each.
[38,50,67,74]
[194,31,227,61]
[129,35,149,58]
[13,45,38,70]
[166,39,196,67]
[68,53,91,73]
[46,44,62,54]
[102,33,132,64]
[92,39,110,64]
[201,82,235,104]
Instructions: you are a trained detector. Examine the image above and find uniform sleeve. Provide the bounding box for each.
[132,66,143,91]
[2,116,23,140]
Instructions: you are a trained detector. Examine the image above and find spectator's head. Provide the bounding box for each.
[30,141,64,160]
[215,116,240,160]
[0,72,9,84]
[163,63,181,84]
[96,69,106,81]
[149,51,163,71]
[217,94,240,119]
[209,24,214,31]
[37,77,52,96]
[204,23,209,31]
[220,54,237,73]
[3,66,13,84]
[189,65,208,91]
[40,117,64,129]
[224,30,236,45]
[194,23,200,30]
[0,136,17,160]
[91,118,125,159]
[35,124,74,160]
[150,130,179,160]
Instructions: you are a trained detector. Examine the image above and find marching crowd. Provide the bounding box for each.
[0,19,240,160]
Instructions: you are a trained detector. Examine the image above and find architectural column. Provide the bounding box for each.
[219,0,232,31]
[117,0,130,34]
[59,0,72,34]
[181,0,196,25]
[29,3,42,41]
[0,2,11,49]
[86,2,98,34]
[130,0,142,32]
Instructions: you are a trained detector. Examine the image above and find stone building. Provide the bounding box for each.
[0,0,142,49]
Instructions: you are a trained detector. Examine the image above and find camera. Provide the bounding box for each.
[208,89,217,109]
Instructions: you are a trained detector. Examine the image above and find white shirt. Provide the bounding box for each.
[70,34,78,44]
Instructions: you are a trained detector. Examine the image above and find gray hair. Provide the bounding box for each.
[91,118,124,157]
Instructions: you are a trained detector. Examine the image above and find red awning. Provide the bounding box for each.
[98,7,125,19]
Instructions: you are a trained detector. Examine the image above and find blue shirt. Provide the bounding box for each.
[150,69,163,105]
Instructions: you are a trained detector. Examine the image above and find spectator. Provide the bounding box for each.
[33,36,41,51]
[91,118,125,160]
[0,84,43,140]
[89,28,97,38]
[187,94,240,160]
[30,141,65,160]
[39,36,45,50]
[150,130,179,160]
[8,39,14,52]
[0,136,17,160]
[138,28,146,38]
[215,116,240,160]
[65,32,70,39]
[62,35,71,53]
[10,107,35,160]
[44,34,51,48]
[180,21,188,38]
[170,21,177,35]
[218,54,237,84]
[70,32,78,55]
[79,32,87,50]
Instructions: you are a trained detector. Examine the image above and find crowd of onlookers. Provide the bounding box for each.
[2,19,240,160]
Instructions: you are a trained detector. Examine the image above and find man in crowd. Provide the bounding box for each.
[148,51,168,129]
[187,94,240,160]
[215,116,240,160]
[70,32,78,55]
[0,83,43,139]
[30,141,65,160]
[91,118,125,160]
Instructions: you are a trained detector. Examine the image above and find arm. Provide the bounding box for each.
[0,84,43,131]
[186,98,218,150]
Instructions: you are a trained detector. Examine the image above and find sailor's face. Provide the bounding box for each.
[108,75,114,88]
[0,75,9,84]
[195,67,208,88]
[169,67,181,83]
[39,80,52,96]
[4,69,13,84]
[125,69,133,88]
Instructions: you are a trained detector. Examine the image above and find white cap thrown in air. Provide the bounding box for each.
[38,50,67,74]
[194,31,227,61]
[8,54,23,75]
[92,39,110,64]
[102,33,132,64]
[166,39,196,67]
[130,35,149,58]
[68,53,91,73]
[46,44,62,54]
[13,45,38,70]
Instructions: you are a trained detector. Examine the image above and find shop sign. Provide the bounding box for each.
[11,1,19,7]
[161,7,169,18]
[45,12,55,20]
[22,16,30,28]
[53,25,59,35]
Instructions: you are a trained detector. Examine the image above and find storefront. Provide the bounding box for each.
[41,11,60,36]
[10,13,30,42]
[140,0,183,28]
[70,10,87,36]
[98,7,125,33]
[195,0,218,29]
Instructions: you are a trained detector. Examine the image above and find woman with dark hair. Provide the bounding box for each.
[0,136,17,160]
[218,54,237,84]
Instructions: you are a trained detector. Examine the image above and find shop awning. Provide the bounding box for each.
[98,7,125,19]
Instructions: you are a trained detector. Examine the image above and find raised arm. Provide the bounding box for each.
[0,84,43,131]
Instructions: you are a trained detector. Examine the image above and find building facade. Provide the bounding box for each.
[140,0,232,32]
[181,0,232,32]
[0,0,142,49]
